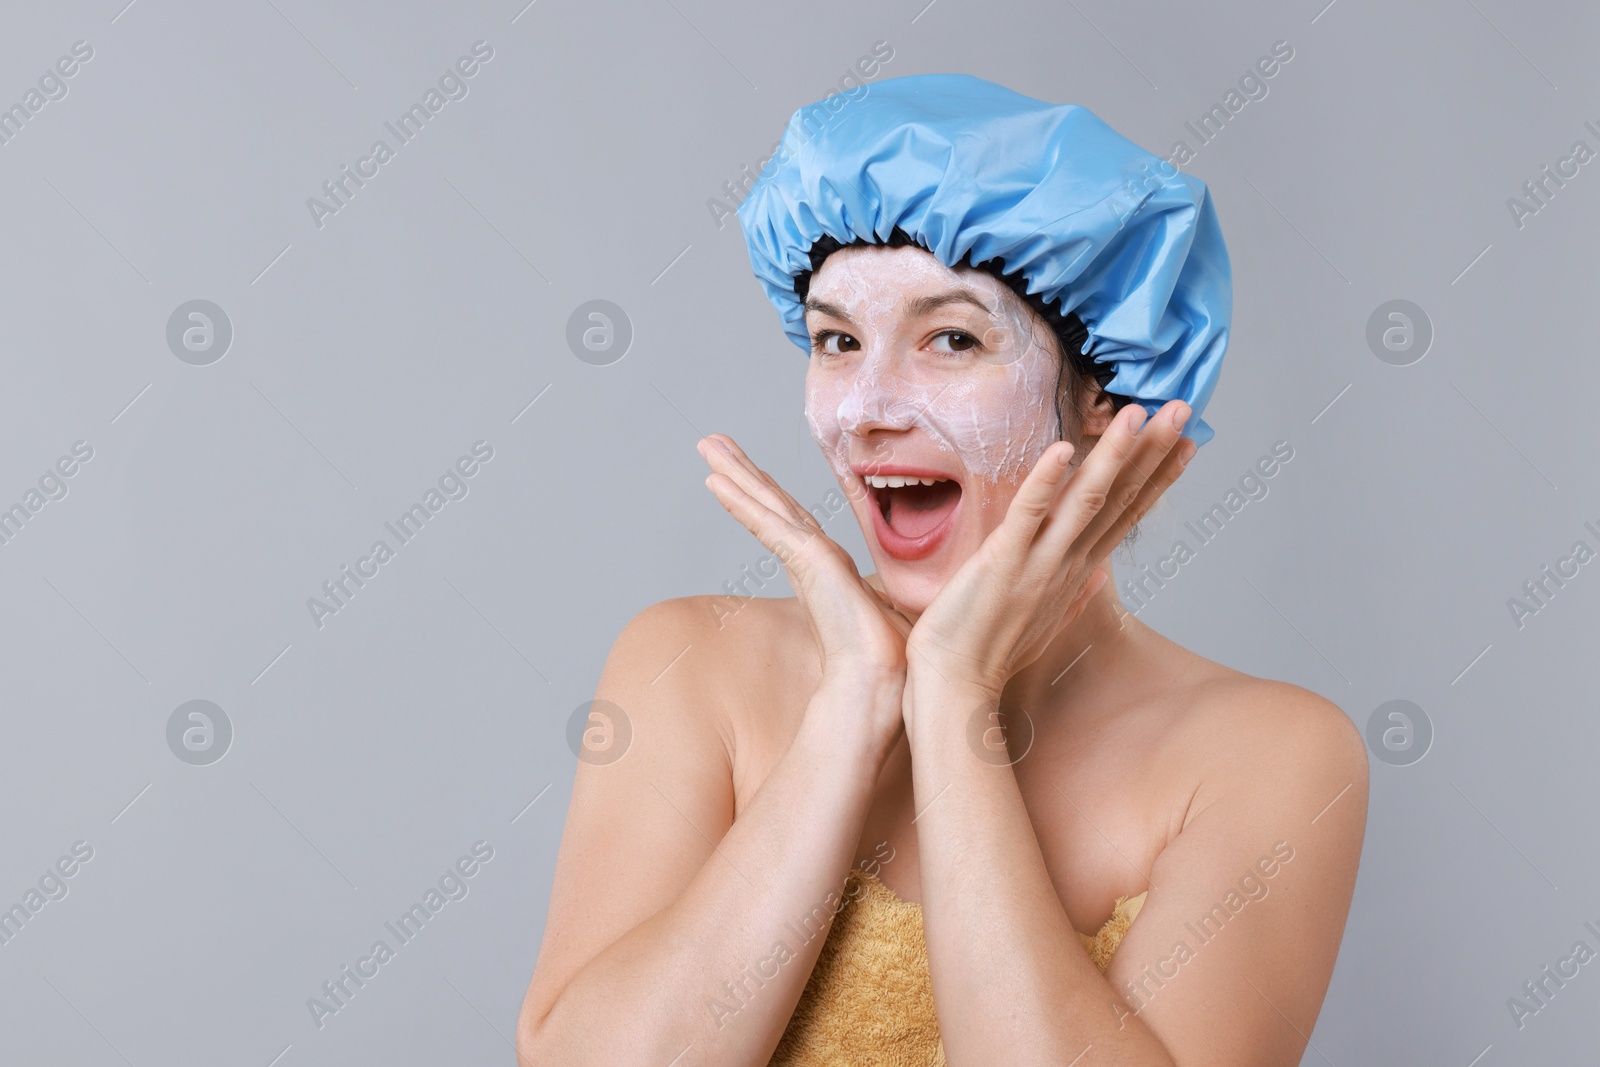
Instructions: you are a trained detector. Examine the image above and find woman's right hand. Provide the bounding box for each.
[697,434,911,716]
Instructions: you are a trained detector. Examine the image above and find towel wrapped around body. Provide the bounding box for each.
[769,867,1149,1066]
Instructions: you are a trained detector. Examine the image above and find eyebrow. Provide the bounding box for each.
[803,297,856,324]
[902,289,993,318]
[803,288,993,326]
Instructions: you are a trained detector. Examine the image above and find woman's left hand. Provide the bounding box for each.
[904,399,1198,704]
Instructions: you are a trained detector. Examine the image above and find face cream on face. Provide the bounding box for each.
[802,244,1064,513]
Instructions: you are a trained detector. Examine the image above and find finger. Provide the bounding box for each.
[703,471,813,560]
[1072,399,1190,551]
[698,435,823,534]
[1028,403,1149,555]
[1087,434,1196,563]
[996,439,1077,550]
[698,435,776,499]
[1073,564,1110,611]
[1042,400,1187,555]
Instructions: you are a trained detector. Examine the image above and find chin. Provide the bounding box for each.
[870,566,945,620]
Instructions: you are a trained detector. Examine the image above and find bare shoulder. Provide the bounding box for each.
[1206,668,1365,770]
[1151,641,1370,827]
[607,593,806,676]
[602,593,817,740]
[1100,649,1369,1063]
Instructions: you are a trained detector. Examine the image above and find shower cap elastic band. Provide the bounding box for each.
[737,72,1231,447]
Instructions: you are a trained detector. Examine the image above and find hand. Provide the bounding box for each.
[903,400,1198,704]
[697,434,913,695]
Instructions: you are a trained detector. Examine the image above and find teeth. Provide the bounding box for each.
[863,474,949,489]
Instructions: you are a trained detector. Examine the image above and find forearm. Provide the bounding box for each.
[905,677,1176,1067]
[521,678,901,1067]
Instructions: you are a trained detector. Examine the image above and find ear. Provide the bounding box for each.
[1068,378,1121,453]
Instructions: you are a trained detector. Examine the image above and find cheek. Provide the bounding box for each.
[997,324,1062,446]
[1009,354,1061,461]
[966,480,1026,539]
[804,376,851,471]
[924,349,1059,490]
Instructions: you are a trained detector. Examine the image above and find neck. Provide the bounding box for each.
[1003,558,1148,712]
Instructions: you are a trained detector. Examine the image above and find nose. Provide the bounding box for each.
[834,350,920,438]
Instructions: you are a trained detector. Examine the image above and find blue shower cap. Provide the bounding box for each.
[737,72,1230,447]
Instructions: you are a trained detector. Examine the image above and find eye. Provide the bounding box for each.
[811,330,860,356]
[928,329,981,355]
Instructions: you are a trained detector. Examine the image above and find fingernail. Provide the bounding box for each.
[1130,407,1148,432]
[1173,405,1190,432]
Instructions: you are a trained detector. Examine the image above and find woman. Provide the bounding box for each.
[518,74,1367,1066]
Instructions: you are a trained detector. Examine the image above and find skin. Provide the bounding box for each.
[517,245,1369,1067]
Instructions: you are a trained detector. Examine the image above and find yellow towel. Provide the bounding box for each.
[770,868,1147,1066]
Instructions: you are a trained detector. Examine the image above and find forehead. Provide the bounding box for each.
[805,243,1014,313]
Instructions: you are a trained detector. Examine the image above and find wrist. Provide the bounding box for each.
[904,664,1006,744]
[815,664,907,711]
[904,631,1011,688]
[904,652,1003,707]
[798,673,905,763]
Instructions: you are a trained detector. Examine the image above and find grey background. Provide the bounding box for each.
[0,0,1594,1063]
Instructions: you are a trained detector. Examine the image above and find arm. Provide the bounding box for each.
[900,400,1364,1062]
[516,598,902,1067]
[905,670,1176,1066]
[907,677,1368,1066]
[1101,691,1368,1065]
[521,432,914,1065]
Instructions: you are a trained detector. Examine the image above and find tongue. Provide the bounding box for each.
[885,481,961,540]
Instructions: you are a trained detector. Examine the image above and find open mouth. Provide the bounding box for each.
[861,472,963,560]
